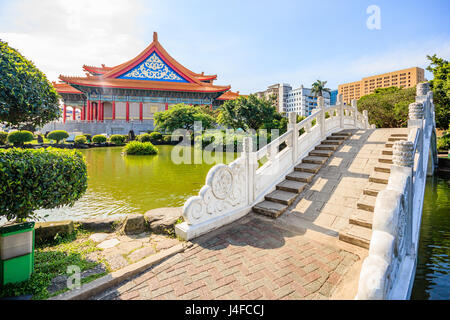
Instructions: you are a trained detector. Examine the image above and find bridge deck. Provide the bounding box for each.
[93,128,408,300]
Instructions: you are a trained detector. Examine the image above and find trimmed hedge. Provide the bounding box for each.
[83,134,92,142]
[92,135,107,143]
[74,135,87,144]
[7,130,34,146]
[0,131,7,145]
[0,147,88,221]
[47,130,69,144]
[110,134,127,145]
[123,141,158,155]
[137,133,152,143]
[149,131,162,142]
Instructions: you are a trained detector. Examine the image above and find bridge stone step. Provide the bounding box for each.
[316,144,338,151]
[363,182,386,196]
[332,131,352,136]
[369,171,390,184]
[388,137,407,142]
[385,143,393,148]
[378,157,393,164]
[302,156,328,165]
[390,133,408,137]
[382,149,393,156]
[374,163,391,173]
[349,210,373,228]
[277,180,307,193]
[252,201,288,218]
[265,190,298,206]
[321,139,344,145]
[339,225,372,249]
[326,136,346,141]
[309,149,333,157]
[286,171,315,183]
[294,163,322,174]
[357,195,377,212]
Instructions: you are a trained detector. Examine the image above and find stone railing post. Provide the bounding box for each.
[363,110,369,129]
[288,112,298,163]
[392,140,415,255]
[351,99,357,126]
[408,101,424,129]
[243,137,255,205]
[338,94,344,129]
[317,96,326,138]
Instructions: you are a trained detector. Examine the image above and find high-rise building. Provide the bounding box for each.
[338,67,426,104]
[330,90,338,106]
[255,83,291,112]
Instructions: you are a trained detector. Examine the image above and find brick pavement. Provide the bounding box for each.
[94,215,359,300]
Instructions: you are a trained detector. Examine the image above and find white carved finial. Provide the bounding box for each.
[416,82,430,96]
[392,141,414,167]
[243,137,252,153]
[337,93,343,104]
[408,102,424,120]
[351,99,357,108]
[288,112,296,124]
[363,110,368,117]
[317,96,325,109]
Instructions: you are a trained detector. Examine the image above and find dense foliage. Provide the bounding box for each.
[149,131,163,142]
[437,131,450,151]
[154,104,216,132]
[0,40,60,128]
[427,55,450,130]
[7,130,34,146]
[109,134,127,145]
[0,147,88,221]
[83,134,92,142]
[137,133,152,142]
[357,86,416,128]
[0,131,8,145]
[311,80,331,97]
[92,135,107,143]
[74,135,87,144]
[47,130,69,144]
[122,141,158,155]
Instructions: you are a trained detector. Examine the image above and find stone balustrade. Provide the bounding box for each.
[355,82,438,299]
[175,95,370,240]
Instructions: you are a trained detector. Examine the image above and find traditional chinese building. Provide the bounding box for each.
[45,32,239,135]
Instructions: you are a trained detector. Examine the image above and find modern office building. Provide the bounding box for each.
[284,85,330,117]
[255,83,291,113]
[330,90,338,106]
[338,67,426,104]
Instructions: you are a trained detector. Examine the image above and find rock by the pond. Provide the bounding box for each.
[116,241,142,254]
[105,254,128,271]
[144,207,182,234]
[89,233,109,243]
[79,217,121,233]
[97,238,120,249]
[120,214,146,235]
[34,220,74,243]
[156,238,179,251]
[128,246,156,263]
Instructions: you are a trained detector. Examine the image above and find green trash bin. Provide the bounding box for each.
[0,222,35,285]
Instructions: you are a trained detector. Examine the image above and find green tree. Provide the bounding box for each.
[154,104,216,132]
[357,86,416,128]
[426,54,450,130]
[0,40,60,129]
[217,94,279,130]
[311,80,331,97]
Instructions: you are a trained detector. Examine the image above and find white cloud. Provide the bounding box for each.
[0,0,148,81]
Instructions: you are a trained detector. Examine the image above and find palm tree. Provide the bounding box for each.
[311,80,331,97]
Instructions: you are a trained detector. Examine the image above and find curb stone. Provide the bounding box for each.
[49,242,191,300]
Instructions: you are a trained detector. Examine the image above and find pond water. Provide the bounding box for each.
[411,175,450,300]
[36,146,238,221]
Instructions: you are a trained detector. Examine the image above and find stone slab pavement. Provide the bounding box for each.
[92,214,361,300]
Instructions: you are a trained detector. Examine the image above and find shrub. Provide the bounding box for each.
[74,135,87,145]
[149,131,163,142]
[162,135,173,144]
[123,141,158,155]
[138,133,152,142]
[7,130,34,147]
[0,131,8,145]
[0,147,88,221]
[109,134,127,145]
[92,135,107,143]
[83,134,92,142]
[47,130,69,144]
[437,132,450,151]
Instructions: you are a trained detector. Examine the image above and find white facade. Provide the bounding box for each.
[282,85,331,117]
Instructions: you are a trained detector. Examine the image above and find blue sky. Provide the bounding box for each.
[0,0,449,94]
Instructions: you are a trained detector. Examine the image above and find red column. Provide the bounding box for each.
[86,100,90,121]
[165,102,168,111]
[112,100,116,121]
[139,102,143,121]
[72,107,76,120]
[94,102,97,122]
[210,104,213,110]
[63,104,67,123]
[82,102,86,121]
[88,101,92,121]
[126,101,130,122]
[98,100,102,122]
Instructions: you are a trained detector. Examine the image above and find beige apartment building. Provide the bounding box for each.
[338,67,426,104]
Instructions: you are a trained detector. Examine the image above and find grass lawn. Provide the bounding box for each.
[0,226,110,300]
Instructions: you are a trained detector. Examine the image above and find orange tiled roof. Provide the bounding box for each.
[217,91,241,100]
[52,82,82,94]
[60,32,229,93]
